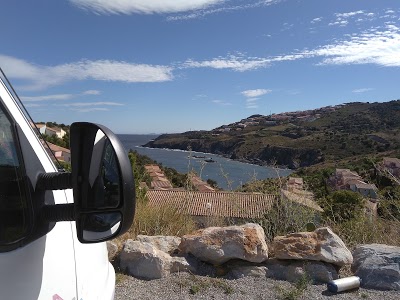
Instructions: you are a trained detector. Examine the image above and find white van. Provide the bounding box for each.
[0,70,135,300]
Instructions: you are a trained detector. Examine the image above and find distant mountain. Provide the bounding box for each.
[144,100,400,169]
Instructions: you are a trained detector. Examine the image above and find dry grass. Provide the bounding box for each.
[326,216,400,250]
[113,199,196,250]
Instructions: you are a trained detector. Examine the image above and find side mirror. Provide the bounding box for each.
[70,122,135,243]
[37,122,135,243]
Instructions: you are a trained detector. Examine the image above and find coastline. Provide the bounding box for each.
[139,145,292,171]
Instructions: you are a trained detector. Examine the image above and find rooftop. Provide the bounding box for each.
[146,190,276,219]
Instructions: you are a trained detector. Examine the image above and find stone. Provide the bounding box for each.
[119,240,172,280]
[352,244,400,290]
[106,241,118,261]
[272,227,352,267]
[179,223,268,265]
[136,235,181,255]
[225,260,268,279]
[170,256,196,273]
[265,258,338,283]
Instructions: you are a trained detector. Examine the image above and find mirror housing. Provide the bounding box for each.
[70,122,135,243]
[36,122,135,243]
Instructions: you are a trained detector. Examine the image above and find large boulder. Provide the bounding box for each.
[106,241,118,261]
[136,235,181,255]
[265,258,338,283]
[224,260,268,279]
[179,223,268,265]
[272,227,352,267]
[119,240,172,279]
[119,239,197,280]
[352,244,400,291]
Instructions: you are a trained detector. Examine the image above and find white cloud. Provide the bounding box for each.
[245,98,260,109]
[281,22,294,31]
[83,90,101,95]
[61,102,124,107]
[195,25,400,71]
[328,20,348,27]
[212,99,231,106]
[0,55,173,90]
[193,94,208,101]
[311,17,323,24]
[167,0,280,21]
[24,103,42,108]
[335,10,365,18]
[352,88,374,93]
[184,54,271,71]
[58,60,173,83]
[329,10,376,27]
[69,0,223,15]
[22,94,75,102]
[312,25,400,66]
[242,89,271,98]
[21,90,104,102]
[71,107,109,113]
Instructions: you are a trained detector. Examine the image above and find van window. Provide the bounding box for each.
[0,101,30,245]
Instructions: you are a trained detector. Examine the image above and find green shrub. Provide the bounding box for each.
[322,190,365,223]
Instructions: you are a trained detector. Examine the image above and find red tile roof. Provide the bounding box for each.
[146,190,276,219]
[280,189,323,212]
[151,180,173,189]
[41,141,70,153]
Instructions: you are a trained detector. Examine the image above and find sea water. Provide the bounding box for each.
[118,134,292,190]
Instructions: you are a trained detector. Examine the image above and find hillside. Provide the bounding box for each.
[144,101,400,168]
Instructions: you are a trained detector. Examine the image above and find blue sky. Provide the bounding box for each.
[0,0,399,134]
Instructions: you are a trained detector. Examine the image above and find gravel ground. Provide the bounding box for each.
[115,273,400,300]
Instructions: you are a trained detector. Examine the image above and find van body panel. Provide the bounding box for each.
[0,75,117,299]
[65,189,116,300]
[0,208,77,300]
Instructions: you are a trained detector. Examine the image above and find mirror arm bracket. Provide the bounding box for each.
[36,172,73,190]
[40,204,75,222]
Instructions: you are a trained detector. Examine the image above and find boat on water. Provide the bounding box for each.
[187,155,206,159]
[204,158,216,163]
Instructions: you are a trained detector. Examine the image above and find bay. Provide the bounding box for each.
[118,134,292,190]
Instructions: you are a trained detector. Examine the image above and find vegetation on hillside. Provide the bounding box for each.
[116,101,400,250]
[145,100,400,169]
[127,150,188,191]
[37,122,70,149]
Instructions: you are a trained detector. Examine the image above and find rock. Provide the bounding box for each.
[265,258,338,283]
[170,256,196,273]
[106,241,118,261]
[272,227,352,267]
[136,235,181,255]
[352,244,400,291]
[225,260,268,279]
[119,240,172,280]
[179,223,268,265]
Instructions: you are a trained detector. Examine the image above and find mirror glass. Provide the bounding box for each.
[88,130,121,209]
[81,212,122,242]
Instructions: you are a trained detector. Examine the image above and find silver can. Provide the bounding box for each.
[327,276,362,293]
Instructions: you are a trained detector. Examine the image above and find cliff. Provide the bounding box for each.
[144,134,323,169]
[144,101,400,169]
